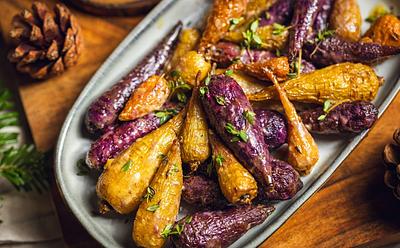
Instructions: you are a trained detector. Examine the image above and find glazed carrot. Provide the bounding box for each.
[119,75,170,121]
[262,67,319,175]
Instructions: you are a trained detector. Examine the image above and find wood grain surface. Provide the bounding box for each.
[1,0,400,247]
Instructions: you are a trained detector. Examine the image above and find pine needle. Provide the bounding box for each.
[0,88,48,192]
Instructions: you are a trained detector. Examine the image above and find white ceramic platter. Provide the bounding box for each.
[55,0,400,247]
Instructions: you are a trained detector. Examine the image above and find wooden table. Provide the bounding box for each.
[1,1,400,247]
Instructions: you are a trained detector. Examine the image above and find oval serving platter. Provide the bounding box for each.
[55,0,400,247]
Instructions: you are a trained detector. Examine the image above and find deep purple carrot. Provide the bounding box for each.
[313,0,334,33]
[304,36,400,67]
[85,22,182,134]
[202,75,274,190]
[260,0,294,26]
[182,175,227,209]
[288,0,321,63]
[255,109,288,150]
[300,101,379,134]
[173,205,275,248]
[86,102,183,169]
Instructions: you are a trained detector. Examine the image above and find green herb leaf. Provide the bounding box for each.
[238,131,249,142]
[250,19,259,33]
[323,100,332,112]
[225,123,248,142]
[275,49,281,57]
[161,224,173,239]
[174,223,184,235]
[242,19,263,49]
[315,29,335,43]
[199,86,209,97]
[265,12,271,20]
[155,109,178,125]
[243,110,256,125]
[185,215,192,224]
[146,204,160,212]
[215,96,226,106]
[225,69,234,76]
[143,186,155,202]
[121,160,133,172]
[76,159,90,176]
[225,123,239,135]
[204,75,211,86]
[272,23,288,36]
[215,154,225,167]
[318,114,327,121]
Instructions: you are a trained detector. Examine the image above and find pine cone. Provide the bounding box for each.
[383,128,400,199]
[8,2,83,79]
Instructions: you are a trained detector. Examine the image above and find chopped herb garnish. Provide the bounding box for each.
[199,86,209,97]
[146,204,160,212]
[229,17,244,31]
[250,19,259,33]
[204,75,211,86]
[317,115,327,121]
[215,96,226,106]
[243,110,256,125]
[143,186,155,202]
[121,160,133,172]
[76,159,90,176]
[272,23,289,36]
[318,100,334,121]
[366,4,391,23]
[265,12,271,20]
[160,222,186,239]
[168,72,192,103]
[225,69,234,76]
[175,223,184,235]
[323,100,332,112]
[215,154,225,167]
[242,19,262,49]
[185,215,192,224]
[225,123,248,142]
[275,49,281,57]
[161,224,173,238]
[315,29,335,43]
[155,109,178,124]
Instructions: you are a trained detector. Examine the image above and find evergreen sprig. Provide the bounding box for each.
[0,88,48,192]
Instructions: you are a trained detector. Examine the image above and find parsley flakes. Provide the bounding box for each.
[121,160,133,172]
[243,110,256,125]
[225,123,248,142]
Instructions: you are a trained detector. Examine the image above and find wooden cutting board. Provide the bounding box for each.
[1,0,400,247]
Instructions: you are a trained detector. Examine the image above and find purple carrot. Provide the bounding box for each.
[86,102,183,169]
[300,101,379,134]
[85,22,182,134]
[260,0,294,26]
[313,0,334,33]
[288,0,321,63]
[304,36,400,67]
[173,205,275,248]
